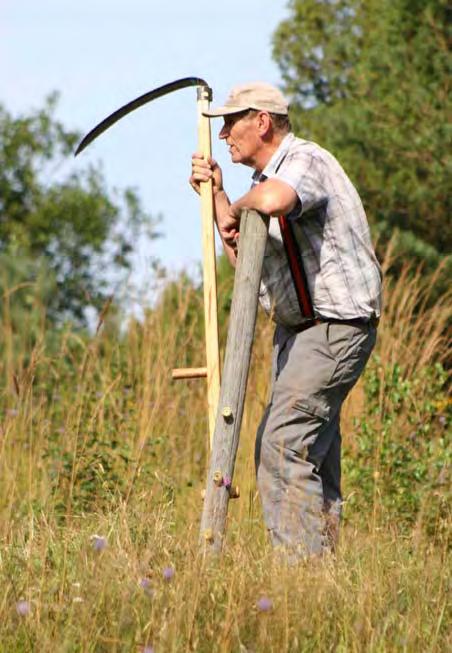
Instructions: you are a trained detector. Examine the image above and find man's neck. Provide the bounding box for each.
[253,132,288,173]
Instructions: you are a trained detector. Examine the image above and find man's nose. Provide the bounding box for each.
[219,124,228,139]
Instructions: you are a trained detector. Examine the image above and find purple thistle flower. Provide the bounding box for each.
[16,600,30,616]
[91,535,108,551]
[162,566,175,581]
[257,596,273,612]
[140,578,154,597]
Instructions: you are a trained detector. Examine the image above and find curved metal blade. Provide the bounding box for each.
[75,76,209,156]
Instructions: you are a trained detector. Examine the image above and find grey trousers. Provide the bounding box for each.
[255,320,376,558]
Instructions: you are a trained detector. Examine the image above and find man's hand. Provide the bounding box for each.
[188,153,238,264]
[189,153,224,196]
[218,205,240,249]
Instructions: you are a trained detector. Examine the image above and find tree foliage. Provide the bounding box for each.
[273,0,451,259]
[0,94,157,324]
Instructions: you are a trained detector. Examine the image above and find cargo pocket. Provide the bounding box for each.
[277,396,331,462]
[291,397,333,470]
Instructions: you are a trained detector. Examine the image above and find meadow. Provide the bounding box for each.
[0,252,450,652]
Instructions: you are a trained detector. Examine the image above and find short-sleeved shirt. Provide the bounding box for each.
[253,133,382,327]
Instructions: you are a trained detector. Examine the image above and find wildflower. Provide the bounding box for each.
[143,646,155,653]
[438,415,447,427]
[256,596,273,612]
[162,566,175,581]
[91,535,108,551]
[140,578,154,597]
[16,600,30,616]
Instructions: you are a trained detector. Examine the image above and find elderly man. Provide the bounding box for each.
[190,82,382,558]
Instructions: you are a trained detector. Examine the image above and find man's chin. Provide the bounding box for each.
[229,152,250,166]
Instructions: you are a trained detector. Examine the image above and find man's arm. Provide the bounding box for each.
[216,178,299,264]
[190,157,299,266]
[229,178,299,219]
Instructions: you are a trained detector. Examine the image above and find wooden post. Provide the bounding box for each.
[199,208,269,554]
[197,85,221,448]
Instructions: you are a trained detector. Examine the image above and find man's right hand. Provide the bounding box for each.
[189,153,224,196]
[189,153,239,265]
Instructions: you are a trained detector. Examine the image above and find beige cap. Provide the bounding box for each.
[203,82,289,117]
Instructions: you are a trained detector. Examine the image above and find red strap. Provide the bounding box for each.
[278,215,314,320]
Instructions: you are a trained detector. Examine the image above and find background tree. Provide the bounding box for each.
[0,94,159,325]
[273,0,450,268]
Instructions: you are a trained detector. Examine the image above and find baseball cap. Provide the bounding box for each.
[203,82,289,117]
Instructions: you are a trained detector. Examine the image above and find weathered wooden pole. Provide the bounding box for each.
[199,208,269,554]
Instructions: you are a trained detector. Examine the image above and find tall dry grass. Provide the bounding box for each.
[0,253,450,652]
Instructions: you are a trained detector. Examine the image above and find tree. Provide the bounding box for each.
[273,0,451,260]
[0,94,159,325]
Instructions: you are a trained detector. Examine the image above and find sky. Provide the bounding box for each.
[2,0,290,309]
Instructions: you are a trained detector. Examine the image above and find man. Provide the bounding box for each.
[190,82,382,558]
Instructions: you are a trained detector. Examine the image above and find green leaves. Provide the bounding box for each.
[0,96,158,325]
[272,0,451,256]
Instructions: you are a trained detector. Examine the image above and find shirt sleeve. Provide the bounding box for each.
[266,150,328,219]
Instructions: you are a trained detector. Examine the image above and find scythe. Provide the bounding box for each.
[75,77,221,447]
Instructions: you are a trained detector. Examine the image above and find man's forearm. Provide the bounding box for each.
[230,178,298,217]
[214,188,231,221]
[213,189,238,266]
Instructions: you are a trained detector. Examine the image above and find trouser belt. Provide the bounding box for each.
[292,316,379,334]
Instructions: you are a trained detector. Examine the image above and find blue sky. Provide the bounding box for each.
[2,1,289,306]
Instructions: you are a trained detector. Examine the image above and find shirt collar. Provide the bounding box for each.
[251,132,296,183]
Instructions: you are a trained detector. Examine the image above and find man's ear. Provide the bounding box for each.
[256,111,273,138]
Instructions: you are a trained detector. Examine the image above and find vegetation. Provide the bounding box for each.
[273,0,451,274]
[0,248,450,651]
[0,95,157,325]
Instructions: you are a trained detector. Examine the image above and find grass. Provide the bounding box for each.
[0,256,450,652]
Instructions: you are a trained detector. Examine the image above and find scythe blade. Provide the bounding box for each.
[75,76,209,156]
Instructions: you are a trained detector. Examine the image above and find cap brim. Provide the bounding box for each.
[202,105,249,118]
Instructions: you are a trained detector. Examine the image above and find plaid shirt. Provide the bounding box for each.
[253,133,382,327]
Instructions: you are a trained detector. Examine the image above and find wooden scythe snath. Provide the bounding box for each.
[172,86,221,446]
